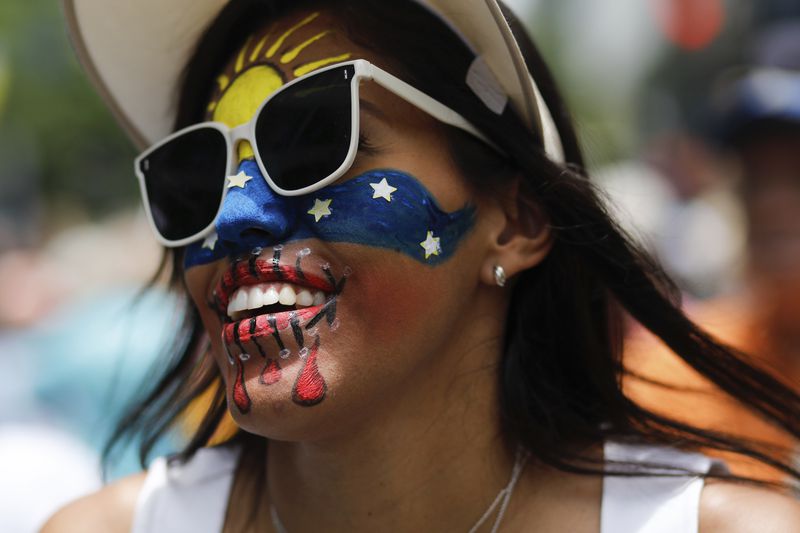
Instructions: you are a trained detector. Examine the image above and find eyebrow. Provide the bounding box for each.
[360,99,389,122]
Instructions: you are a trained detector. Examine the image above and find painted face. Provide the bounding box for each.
[184,10,496,439]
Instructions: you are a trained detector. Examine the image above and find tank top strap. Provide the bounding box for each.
[601,441,728,533]
[131,446,239,533]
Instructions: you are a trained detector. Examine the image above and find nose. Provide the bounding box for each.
[214,157,298,254]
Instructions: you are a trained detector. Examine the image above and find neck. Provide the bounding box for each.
[265,315,516,532]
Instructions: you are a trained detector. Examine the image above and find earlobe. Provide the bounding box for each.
[480,181,552,287]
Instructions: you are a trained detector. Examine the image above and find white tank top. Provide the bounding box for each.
[131,442,726,533]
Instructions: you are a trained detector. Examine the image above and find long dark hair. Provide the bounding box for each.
[106,0,799,490]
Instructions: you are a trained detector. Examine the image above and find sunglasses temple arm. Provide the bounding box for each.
[368,66,506,156]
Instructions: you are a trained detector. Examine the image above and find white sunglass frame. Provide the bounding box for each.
[134,58,500,248]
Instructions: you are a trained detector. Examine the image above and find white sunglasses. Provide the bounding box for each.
[134,59,501,247]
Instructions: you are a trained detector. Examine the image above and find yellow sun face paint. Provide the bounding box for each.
[281,31,331,64]
[234,36,253,73]
[250,34,271,62]
[205,11,353,162]
[266,12,320,59]
[216,74,230,93]
[213,66,284,160]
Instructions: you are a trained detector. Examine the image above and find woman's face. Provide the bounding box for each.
[183,10,504,439]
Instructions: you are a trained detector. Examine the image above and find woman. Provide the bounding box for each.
[46,0,800,531]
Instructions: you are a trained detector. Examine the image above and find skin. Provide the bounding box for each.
[43,9,800,533]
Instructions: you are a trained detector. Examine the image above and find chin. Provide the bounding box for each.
[217,339,364,442]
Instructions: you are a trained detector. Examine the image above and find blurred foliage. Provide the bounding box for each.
[0,50,8,115]
[0,0,136,247]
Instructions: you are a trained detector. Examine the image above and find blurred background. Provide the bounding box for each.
[2,0,800,530]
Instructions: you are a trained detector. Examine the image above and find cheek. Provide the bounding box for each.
[353,268,436,346]
[338,248,465,353]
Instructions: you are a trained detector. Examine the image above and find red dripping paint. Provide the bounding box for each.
[260,358,282,385]
[292,340,327,406]
[233,358,251,413]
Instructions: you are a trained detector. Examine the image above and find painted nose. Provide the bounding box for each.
[214,158,297,254]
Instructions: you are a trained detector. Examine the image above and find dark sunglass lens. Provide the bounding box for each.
[139,127,228,242]
[255,64,355,191]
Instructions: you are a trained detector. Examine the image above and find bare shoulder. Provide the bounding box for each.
[40,471,147,533]
[700,481,800,533]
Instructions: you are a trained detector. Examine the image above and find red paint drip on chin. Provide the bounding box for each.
[260,358,282,385]
[292,339,327,406]
[233,358,252,414]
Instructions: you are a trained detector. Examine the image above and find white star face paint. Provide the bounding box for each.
[307,198,333,223]
[369,177,397,202]
[227,171,254,189]
[202,232,219,251]
[420,231,442,260]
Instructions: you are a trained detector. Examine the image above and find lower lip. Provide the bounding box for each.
[223,304,329,414]
[222,305,323,347]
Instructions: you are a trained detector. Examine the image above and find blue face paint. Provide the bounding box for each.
[184,159,476,269]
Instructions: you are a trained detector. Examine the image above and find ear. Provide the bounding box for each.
[479,179,552,287]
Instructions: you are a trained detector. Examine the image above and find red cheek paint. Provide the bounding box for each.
[292,337,326,406]
[233,357,252,414]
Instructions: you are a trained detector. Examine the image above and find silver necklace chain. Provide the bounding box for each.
[270,505,289,533]
[269,446,530,533]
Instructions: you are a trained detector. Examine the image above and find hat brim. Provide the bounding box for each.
[64,0,559,159]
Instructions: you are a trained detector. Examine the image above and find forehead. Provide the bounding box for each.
[205,10,357,126]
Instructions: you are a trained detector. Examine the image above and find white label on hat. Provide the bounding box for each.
[466,56,508,115]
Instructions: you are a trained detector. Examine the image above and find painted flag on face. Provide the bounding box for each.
[184,160,476,269]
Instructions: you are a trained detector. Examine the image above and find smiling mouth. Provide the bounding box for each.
[210,249,338,324]
[210,248,349,356]
[210,247,349,412]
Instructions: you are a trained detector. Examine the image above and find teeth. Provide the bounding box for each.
[225,283,328,319]
[263,285,280,306]
[313,291,326,306]
[296,289,313,307]
[247,285,264,309]
[278,285,297,305]
[227,289,248,315]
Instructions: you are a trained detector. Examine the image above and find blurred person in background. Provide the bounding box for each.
[0,4,181,530]
[0,213,180,533]
[624,20,800,485]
